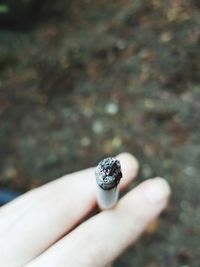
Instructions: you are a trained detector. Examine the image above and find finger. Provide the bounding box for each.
[116,153,139,190]
[26,178,170,267]
[0,153,138,267]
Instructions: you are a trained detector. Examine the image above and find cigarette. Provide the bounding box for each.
[95,157,123,209]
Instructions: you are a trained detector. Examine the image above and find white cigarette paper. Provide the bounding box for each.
[96,186,119,209]
[95,157,123,210]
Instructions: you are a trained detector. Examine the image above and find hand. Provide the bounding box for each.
[0,153,170,267]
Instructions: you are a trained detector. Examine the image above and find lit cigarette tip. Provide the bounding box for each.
[95,157,123,209]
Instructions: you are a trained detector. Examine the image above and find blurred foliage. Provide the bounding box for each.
[0,0,73,29]
[0,0,39,28]
[0,4,9,13]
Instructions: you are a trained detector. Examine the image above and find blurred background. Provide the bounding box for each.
[0,0,200,266]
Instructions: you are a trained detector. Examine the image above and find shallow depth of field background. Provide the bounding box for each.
[0,1,200,266]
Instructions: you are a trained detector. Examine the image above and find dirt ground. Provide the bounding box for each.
[0,0,200,266]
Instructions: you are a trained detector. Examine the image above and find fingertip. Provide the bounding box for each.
[116,152,139,189]
[153,177,171,197]
[142,177,171,205]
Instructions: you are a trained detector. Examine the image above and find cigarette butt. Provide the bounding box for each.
[95,157,123,210]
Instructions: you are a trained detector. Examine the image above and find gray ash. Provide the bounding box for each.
[95,157,122,190]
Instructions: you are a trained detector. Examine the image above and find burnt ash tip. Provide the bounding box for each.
[95,157,122,190]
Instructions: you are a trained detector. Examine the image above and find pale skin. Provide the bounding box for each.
[0,153,171,267]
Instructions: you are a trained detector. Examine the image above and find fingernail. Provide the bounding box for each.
[143,177,171,204]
